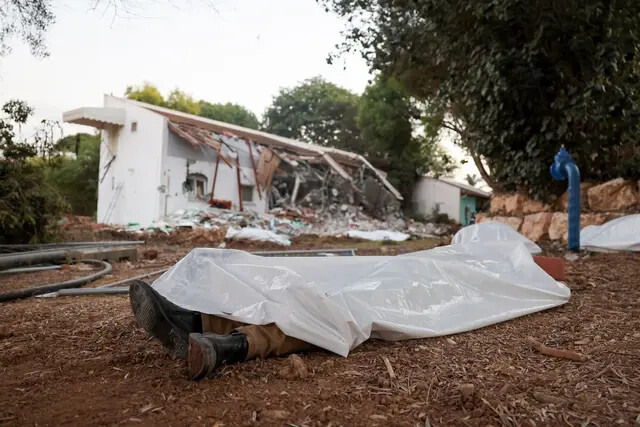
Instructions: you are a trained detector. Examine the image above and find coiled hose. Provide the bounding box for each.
[0,259,112,303]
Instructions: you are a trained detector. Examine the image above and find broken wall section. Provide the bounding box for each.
[268,156,402,222]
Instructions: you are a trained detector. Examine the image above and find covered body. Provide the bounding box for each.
[581,214,640,252]
[152,242,569,356]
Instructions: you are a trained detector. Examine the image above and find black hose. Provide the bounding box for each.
[0,248,73,270]
[0,259,112,303]
[0,241,143,254]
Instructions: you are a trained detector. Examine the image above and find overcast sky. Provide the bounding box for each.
[0,0,480,181]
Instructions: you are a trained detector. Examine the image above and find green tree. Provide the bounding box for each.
[262,76,364,152]
[46,133,101,217]
[0,101,67,243]
[166,89,200,115]
[125,83,166,106]
[199,102,260,129]
[358,77,455,198]
[0,0,54,57]
[323,0,640,199]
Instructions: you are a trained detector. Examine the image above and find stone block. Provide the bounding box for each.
[475,212,491,223]
[490,194,509,214]
[558,182,594,211]
[503,193,527,215]
[491,216,523,231]
[548,212,608,241]
[587,179,639,211]
[522,199,552,214]
[520,213,553,242]
[548,213,568,241]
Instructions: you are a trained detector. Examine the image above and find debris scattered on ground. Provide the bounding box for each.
[277,354,309,380]
[382,356,396,380]
[565,252,580,262]
[0,326,12,339]
[141,249,158,260]
[0,245,639,425]
[260,409,290,420]
[225,227,291,246]
[532,391,566,405]
[346,230,410,242]
[459,383,475,400]
[112,204,455,245]
[526,336,586,362]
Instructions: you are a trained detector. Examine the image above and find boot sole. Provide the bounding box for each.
[129,281,188,359]
[188,333,217,381]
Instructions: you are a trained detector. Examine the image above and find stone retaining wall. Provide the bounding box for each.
[477,178,640,242]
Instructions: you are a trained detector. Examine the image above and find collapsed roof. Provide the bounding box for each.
[133,99,403,202]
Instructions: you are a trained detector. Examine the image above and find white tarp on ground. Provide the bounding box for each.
[152,242,569,356]
[225,227,291,246]
[346,230,410,242]
[452,222,542,254]
[581,214,640,252]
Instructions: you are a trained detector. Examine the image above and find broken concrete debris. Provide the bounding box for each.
[119,205,453,245]
[225,227,291,246]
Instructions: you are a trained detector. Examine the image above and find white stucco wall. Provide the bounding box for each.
[412,177,461,223]
[97,95,166,226]
[95,96,268,226]
[161,131,267,215]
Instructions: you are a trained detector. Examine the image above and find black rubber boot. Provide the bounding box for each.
[129,280,202,359]
[188,332,249,381]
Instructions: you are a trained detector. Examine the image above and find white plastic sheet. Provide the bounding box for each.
[346,230,410,242]
[225,227,291,246]
[453,222,542,254]
[152,242,569,356]
[581,214,640,252]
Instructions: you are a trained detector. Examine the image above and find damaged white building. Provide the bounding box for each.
[63,95,403,226]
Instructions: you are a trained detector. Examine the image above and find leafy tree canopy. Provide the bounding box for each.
[125,83,261,128]
[322,0,640,199]
[125,83,166,106]
[199,102,260,130]
[263,76,455,200]
[262,76,364,153]
[358,76,455,197]
[166,89,200,115]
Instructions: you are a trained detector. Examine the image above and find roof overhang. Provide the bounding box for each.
[439,177,492,198]
[63,107,125,129]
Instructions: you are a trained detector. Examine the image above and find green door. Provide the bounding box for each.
[460,196,477,226]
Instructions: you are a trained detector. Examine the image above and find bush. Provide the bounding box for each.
[0,100,67,243]
[46,133,100,217]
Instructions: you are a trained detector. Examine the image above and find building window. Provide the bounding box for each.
[131,121,138,132]
[186,173,208,200]
[241,185,254,202]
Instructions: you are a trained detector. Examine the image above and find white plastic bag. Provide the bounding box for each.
[152,241,569,356]
[346,230,410,242]
[453,222,542,254]
[581,214,640,252]
[225,227,291,246]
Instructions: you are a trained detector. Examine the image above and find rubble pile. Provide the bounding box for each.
[119,204,455,246]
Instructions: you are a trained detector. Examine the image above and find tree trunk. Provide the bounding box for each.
[471,152,498,190]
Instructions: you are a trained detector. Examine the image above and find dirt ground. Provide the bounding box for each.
[1,238,639,426]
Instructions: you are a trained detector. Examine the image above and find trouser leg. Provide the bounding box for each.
[200,314,245,335]
[200,314,315,360]
[236,324,316,359]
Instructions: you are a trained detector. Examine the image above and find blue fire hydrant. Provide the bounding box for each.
[550,147,580,251]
